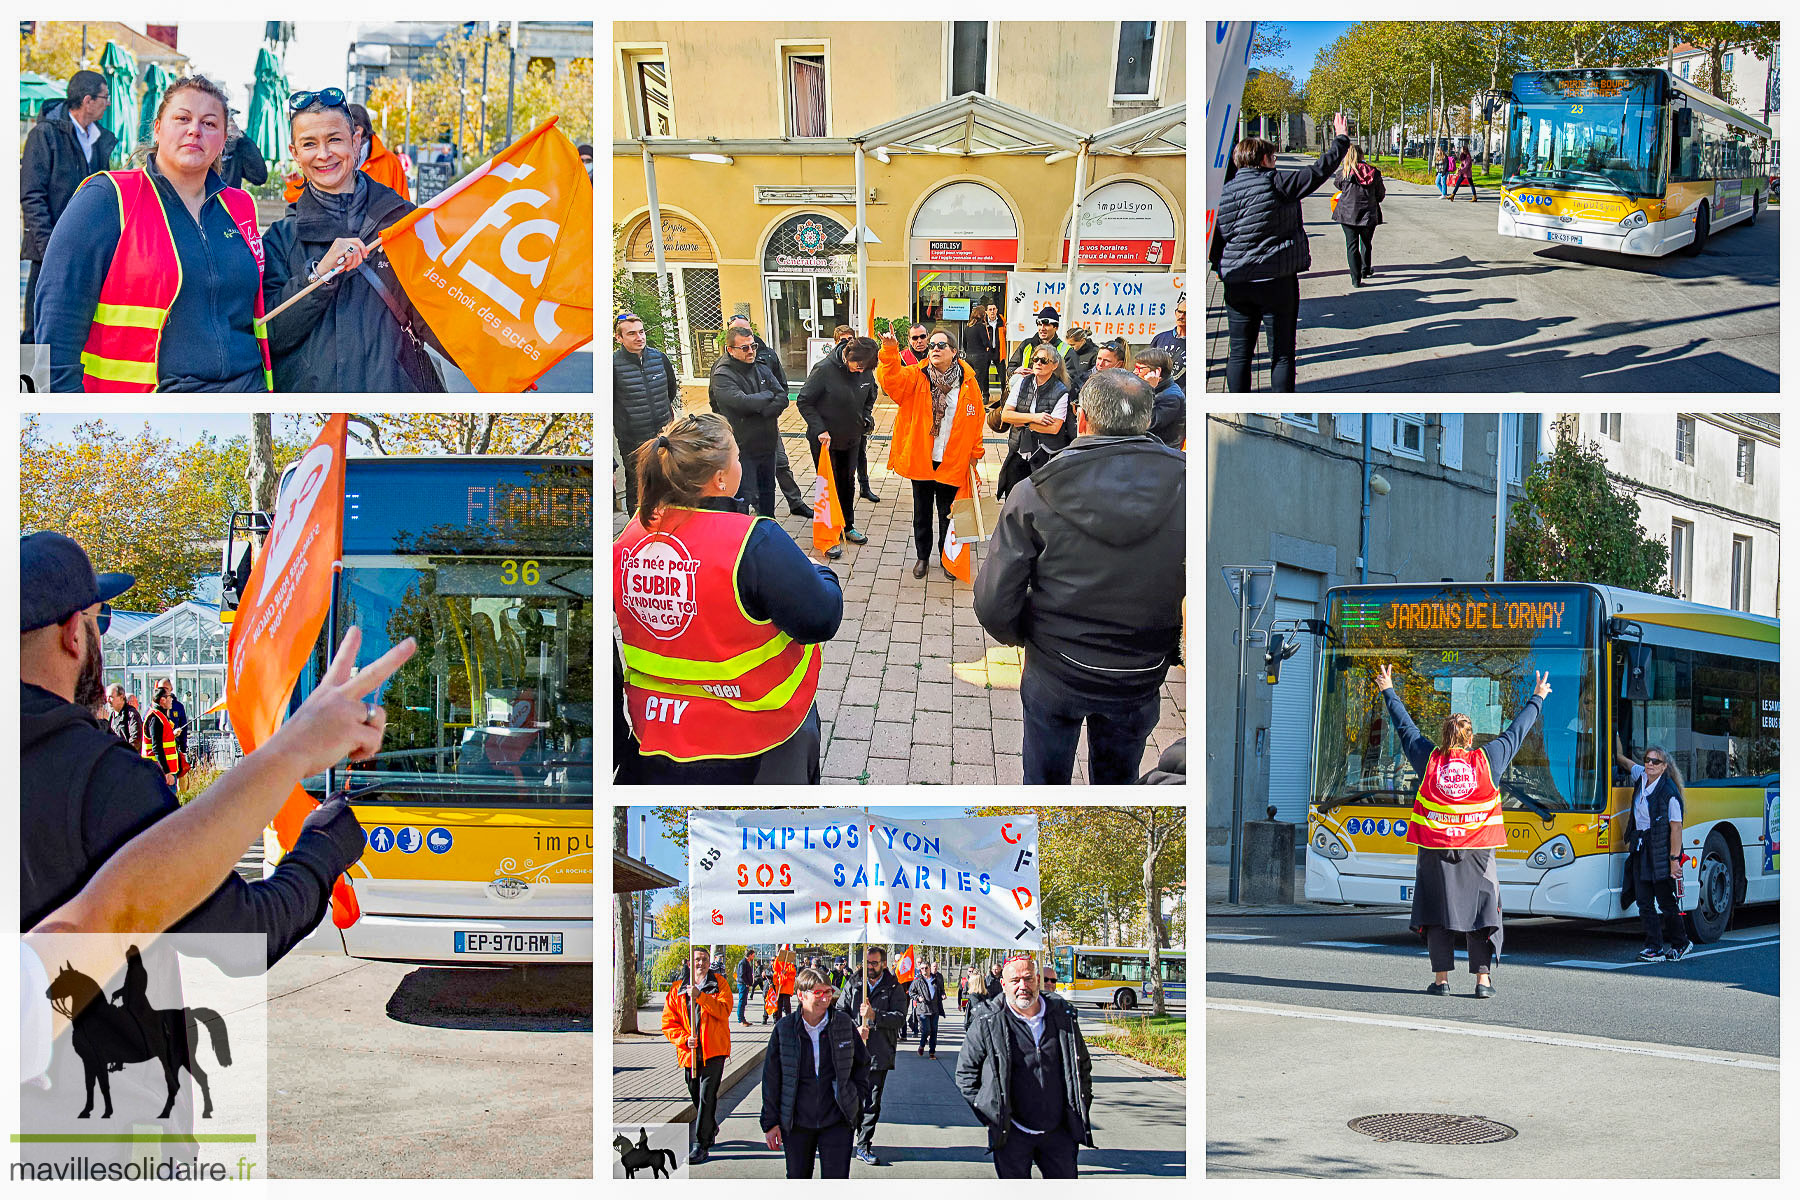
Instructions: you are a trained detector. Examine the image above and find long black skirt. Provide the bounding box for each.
[1410,847,1504,965]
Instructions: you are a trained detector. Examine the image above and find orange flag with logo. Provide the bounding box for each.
[812,444,845,554]
[942,520,972,583]
[380,117,592,392]
[225,413,359,927]
[895,945,916,983]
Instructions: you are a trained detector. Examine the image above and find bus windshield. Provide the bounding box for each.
[1314,585,1604,814]
[1505,70,1667,197]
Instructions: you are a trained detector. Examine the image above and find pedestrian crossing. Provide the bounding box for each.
[1206,924,1780,973]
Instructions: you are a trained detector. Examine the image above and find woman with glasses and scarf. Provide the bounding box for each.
[1610,743,1692,962]
[875,327,988,580]
[995,346,1071,499]
[259,88,445,391]
[34,76,274,391]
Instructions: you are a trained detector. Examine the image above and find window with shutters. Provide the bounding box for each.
[785,50,829,138]
[1280,413,1318,430]
[1390,414,1425,460]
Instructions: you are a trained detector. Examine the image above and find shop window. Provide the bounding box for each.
[1113,22,1159,100]
[950,22,990,97]
[684,267,723,377]
[786,51,828,138]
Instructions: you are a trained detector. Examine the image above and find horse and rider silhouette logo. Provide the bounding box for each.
[44,944,232,1120]
[614,1126,679,1178]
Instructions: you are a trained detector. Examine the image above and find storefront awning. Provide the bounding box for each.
[614,850,678,895]
[851,92,1086,156]
[1089,104,1187,157]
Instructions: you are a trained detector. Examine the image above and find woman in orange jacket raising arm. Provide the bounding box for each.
[874,327,987,580]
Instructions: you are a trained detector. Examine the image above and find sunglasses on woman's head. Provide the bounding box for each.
[288,87,347,113]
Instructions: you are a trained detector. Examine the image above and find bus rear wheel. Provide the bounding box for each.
[1685,202,1710,255]
[1113,988,1138,1011]
[1686,829,1737,944]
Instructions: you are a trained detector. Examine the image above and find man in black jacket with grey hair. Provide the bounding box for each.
[837,944,907,1165]
[956,952,1093,1177]
[974,368,1184,785]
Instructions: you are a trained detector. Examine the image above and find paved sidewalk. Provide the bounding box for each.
[612,398,1186,784]
[612,1005,770,1128]
[691,1005,1187,1176]
[1206,856,1402,917]
[1207,997,1777,1177]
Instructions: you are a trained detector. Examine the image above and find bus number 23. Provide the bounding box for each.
[501,559,540,586]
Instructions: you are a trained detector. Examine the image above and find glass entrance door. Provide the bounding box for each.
[766,276,814,381]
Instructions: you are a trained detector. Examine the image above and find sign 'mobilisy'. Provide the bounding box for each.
[688,809,1041,948]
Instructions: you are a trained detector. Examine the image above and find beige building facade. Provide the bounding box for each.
[613,21,1185,394]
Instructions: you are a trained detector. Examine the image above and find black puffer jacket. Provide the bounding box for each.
[1149,379,1185,448]
[708,352,788,456]
[1332,162,1387,227]
[1211,135,1350,283]
[20,100,118,261]
[261,176,445,392]
[837,968,908,1071]
[974,435,1186,693]
[613,344,679,451]
[796,341,877,456]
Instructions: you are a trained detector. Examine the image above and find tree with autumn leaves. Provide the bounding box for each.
[21,412,593,613]
[363,25,593,174]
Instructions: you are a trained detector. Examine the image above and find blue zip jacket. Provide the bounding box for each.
[34,157,266,392]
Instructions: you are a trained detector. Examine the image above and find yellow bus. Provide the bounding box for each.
[1050,945,1187,1010]
[223,455,594,963]
[1304,582,1777,943]
[1497,68,1772,256]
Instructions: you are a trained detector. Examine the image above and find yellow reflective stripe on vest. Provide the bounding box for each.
[79,351,159,385]
[93,302,170,330]
[1415,794,1501,816]
[626,643,817,711]
[619,629,797,682]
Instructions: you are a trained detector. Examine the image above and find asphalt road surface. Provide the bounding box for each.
[688,1006,1187,1177]
[1204,155,1779,391]
[1205,903,1778,1057]
[265,956,592,1178]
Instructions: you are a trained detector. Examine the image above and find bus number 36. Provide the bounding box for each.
[501,559,541,586]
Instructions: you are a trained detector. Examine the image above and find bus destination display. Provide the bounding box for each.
[1333,588,1588,648]
[343,459,594,555]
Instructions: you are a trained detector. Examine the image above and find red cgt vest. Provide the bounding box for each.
[80,170,273,392]
[1408,746,1506,849]
[614,508,820,762]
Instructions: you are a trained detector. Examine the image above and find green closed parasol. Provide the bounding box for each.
[244,46,289,172]
[138,62,176,145]
[96,41,139,167]
[20,73,63,121]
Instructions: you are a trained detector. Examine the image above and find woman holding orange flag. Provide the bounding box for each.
[874,327,987,580]
[260,88,444,391]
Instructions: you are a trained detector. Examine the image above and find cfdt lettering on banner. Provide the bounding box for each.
[862,814,1041,949]
[688,809,864,942]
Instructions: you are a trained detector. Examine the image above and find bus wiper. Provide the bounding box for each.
[1315,787,1408,816]
[1500,782,1558,821]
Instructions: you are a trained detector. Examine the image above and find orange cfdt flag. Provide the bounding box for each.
[380,117,592,392]
[896,945,917,983]
[812,444,846,554]
[225,413,359,927]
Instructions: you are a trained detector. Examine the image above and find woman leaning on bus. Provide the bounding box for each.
[1610,743,1692,963]
[613,413,844,785]
[1375,662,1550,998]
[34,75,273,392]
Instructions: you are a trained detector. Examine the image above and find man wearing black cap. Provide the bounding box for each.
[19,532,370,963]
[1007,306,1067,374]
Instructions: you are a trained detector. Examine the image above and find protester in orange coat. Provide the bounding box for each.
[875,328,986,581]
[281,108,409,204]
[663,945,733,1162]
[773,946,798,1021]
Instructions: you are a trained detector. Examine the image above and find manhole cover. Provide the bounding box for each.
[1348,1113,1518,1144]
